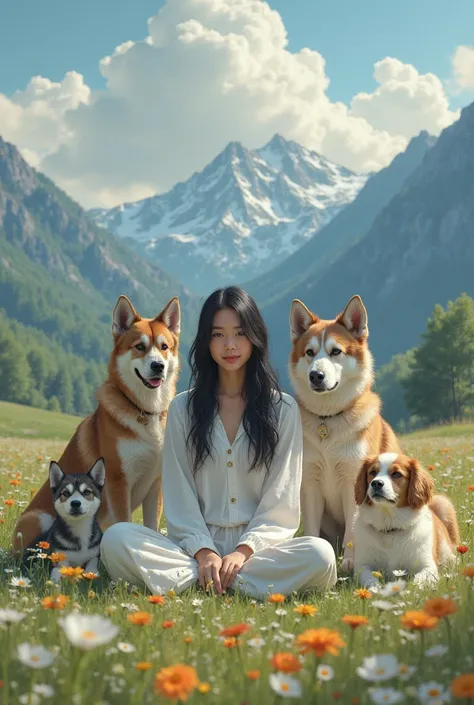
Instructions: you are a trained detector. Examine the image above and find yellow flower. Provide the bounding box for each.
[294,604,318,617]
[296,628,346,657]
[354,588,372,599]
[197,682,211,694]
[400,611,439,631]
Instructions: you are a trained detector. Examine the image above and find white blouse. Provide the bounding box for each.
[161,390,303,558]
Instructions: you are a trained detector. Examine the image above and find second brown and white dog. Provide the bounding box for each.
[353,453,460,588]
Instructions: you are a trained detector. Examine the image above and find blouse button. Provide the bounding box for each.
[230,497,237,503]
[227,461,233,468]
[227,449,232,454]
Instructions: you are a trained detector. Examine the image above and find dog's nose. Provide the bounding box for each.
[150,361,165,373]
[70,500,82,509]
[371,479,384,490]
[309,370,325,384]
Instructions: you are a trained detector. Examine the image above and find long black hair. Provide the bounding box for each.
[187,286,282,474]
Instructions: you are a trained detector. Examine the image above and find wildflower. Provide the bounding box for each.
[17,643,56,669]
[41,595,69,610]
[417,682,450,703]
[10,479,21,486]
[10,577,31,589]
[317,665,335,681]
[451,674,474,698]
[372,601,396,612]
[379,580,407,597]
[148,595,166,605]
[223,637,239,648]
[354,588,372,599]
[269,673,302,699]
[162,620,176,629]
[220,623,251,637]
[167,589,176,598]
[367,687,404,704]
[183,636,193,644]
[425,645,449,657]
[135,661,153,671]
[58,566,84,581]
[269,593,286,603]
[456,545,468,554]
[0,609,27,625]
[294,604,318,617]
[341,615,369,630]
[399,664,416,681]
[154,663,198,701]
[468,486,474,492]
[296,628,346,657]
[424,597,457,619]
[33,684,55,698]
[356,655,400,682]
[271,653,302,674]
[37,541,50,550]
[246,670,261,680]
[247,637,265,648]
[49,553,67,564]
[83,572,98,580]
[4,499,15,506]
[118,642,136,653]
[392,570,408,577]
[197,682,211,694]
[400,611,439,631]
[59,614,119,650]
[127,612,153,626]
[462,565,474,578]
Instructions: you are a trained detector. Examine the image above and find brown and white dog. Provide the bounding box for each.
[353,453,460,588]
[12,295,180,553]
[289,295,400,570]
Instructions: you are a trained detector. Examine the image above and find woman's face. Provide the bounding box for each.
[209,308,253,372]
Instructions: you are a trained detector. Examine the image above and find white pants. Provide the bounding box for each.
[100,523,337,598]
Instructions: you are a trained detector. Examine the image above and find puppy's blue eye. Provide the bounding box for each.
[306,349,315,357]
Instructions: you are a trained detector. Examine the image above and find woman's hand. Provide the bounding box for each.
[220,544,253,591]
[194,548,223,594]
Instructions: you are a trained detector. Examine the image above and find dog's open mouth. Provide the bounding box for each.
[310,381,339,393]
[135,369,163,389]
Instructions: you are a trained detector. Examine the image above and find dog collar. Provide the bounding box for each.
[315,409,345,440]
[120,390,165,426]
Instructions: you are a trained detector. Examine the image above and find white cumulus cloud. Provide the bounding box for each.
[452,45,474,90]
[0,0,464,207]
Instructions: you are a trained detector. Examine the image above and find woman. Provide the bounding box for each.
[100,287,337,597]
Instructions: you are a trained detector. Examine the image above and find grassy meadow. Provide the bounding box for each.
[0,402,473,705]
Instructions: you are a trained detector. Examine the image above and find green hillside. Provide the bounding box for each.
[0,400,82,440]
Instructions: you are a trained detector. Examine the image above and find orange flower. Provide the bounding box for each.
[162,620,176,629]
[41,595,69,610]
[197,683,211,694]
[37,541,50,550]
[183,636,193,644]
[83,572,98,580]
[353,588,372,599]
[427,465,435,472]
[457,545,469,554]
[400,611,439,630]
[127,611,153,626]
[154,663,198,701]
[9,479,21,486]
[148,595,166,605]
[451,674,474,698]
[135,661,153,671]
[220,623,251,637]
[246,670,261,680]
[462,565,474,577]
[4,499,14,507]
[468,486,474,492]
[271,652,302,673]
[424,597,458,618]
[294,604,318,617]
[49,552,67,563]
[223,637,239,648]
[268,593,286,603]
[341,615,369,630]
[296,628,346,657]
[59,566,84,581]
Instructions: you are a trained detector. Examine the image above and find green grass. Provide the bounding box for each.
[0,401,82,440]
[0,430,473,705]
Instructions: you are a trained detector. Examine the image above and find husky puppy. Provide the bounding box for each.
[44,458,105,581]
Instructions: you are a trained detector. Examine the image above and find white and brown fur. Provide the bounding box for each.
[289,295,400,570]
[27,459,106,581]
[353,453,460,588]
[13,295,180,553]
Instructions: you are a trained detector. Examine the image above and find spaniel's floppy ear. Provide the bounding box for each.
[355,456,377,506]
[290,299,318,343]
[407,457,434,510]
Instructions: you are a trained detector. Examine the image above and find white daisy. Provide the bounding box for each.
[17,643,56,669]
[399,664,416,681]
[425,645,449,658]
[33,684,55,698]
[372,601,396,611]
[269,673,302,698]
[392,570,408,577]
[117,642,136,653]
[0,608,27,625]
[247,637,266,648]
[417,682,451,703]
[59,614,119,651]
[357,655,400,682]
[10,577,32,589]
[379,580,407,597]
[19,695,40,705]
[317,664,335,681]
[368,687,404,704]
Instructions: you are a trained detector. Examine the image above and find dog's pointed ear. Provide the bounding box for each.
[157,297,180,336]
[337,295,368,340]
[49,461,64,490]
[290,299,317,342]
[407,457,434,510]
[112,296,140,338]
[87,458,106,488]
[355,456,377,505]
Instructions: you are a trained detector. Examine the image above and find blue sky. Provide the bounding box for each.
[1,0,473,108]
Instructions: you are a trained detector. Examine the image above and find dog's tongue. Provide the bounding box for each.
[148,378,162,388]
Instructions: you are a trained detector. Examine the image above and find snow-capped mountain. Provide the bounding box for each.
[90,135,368,293]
